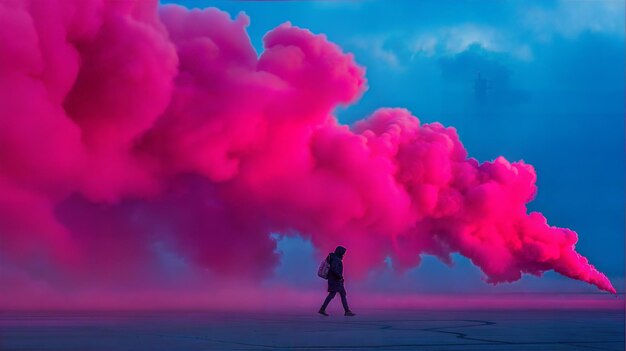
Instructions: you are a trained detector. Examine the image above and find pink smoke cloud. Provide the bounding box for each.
[0,0,615,304]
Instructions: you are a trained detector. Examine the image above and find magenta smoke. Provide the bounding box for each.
[0,0,615,295]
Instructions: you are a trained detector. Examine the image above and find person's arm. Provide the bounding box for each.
[330,258,343,280]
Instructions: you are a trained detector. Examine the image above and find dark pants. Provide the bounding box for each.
[320,287,350,312]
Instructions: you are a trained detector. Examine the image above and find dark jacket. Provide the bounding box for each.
[327,246,347,292]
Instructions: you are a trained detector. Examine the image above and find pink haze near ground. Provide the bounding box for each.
[0,0,615,308]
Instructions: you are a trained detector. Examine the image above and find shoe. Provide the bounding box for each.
[318,309,329,316]
[344,311,356,316]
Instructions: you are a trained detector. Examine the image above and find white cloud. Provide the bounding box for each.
[442,24,500,53]
[524,0,625,39]
[350,36,400,67]
[409,24,532,61]
[411,35,438,57]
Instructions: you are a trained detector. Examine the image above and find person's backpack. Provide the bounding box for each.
[317,255,330,279]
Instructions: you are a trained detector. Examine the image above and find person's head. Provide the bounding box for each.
[334,246,347,259]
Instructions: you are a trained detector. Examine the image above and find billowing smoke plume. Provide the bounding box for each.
[0,0,615,298]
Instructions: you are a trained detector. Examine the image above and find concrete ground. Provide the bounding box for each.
[0,309,623,350]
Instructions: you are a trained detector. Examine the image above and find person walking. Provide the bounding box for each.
[318,246,356,316]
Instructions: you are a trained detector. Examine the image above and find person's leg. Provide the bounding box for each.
[339,288,350,312]
[320,291,336,311]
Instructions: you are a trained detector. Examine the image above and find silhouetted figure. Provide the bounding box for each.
[318,246,355,316]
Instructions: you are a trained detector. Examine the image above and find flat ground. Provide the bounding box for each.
[0,309,623,350]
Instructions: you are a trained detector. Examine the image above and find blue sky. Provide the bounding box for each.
[164,0,624,293]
